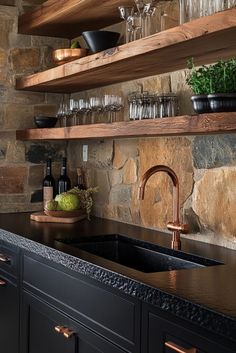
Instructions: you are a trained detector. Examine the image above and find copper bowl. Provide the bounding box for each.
[52,48,87,65]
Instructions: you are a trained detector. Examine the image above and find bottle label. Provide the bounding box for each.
[43,187,53,207]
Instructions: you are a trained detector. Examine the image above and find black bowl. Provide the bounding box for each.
[82,30,120,54]
[34,116,58,128]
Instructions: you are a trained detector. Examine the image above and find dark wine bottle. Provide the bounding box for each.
[57,157,71,194]
[75,167,86,190]
[43,158,55,206]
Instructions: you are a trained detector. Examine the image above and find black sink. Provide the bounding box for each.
[56,234,223,274]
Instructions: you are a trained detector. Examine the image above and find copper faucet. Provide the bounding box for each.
[139,165,188,250]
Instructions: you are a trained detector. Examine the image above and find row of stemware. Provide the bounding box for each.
[56,95,123,127]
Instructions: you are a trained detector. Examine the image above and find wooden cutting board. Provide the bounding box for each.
[30,212,86,224]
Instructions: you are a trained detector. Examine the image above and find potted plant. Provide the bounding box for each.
[187,58,236,114]
[207,58,236,112]
[186,59,212,114]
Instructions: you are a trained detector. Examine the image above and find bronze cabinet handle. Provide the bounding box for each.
[165,341,197,353]
[54,326,75,339]
[0,253,11,263]
[0,278,6,286]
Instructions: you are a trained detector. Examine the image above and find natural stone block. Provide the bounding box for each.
[192,167,236,240]
[87,140,113,169]
[0,0,15,5]
[193,135,236,169]
[25,143,66,163]
[28,164,44,189]
[0,16,14,49]
[123,158,137,184]
[108,169,123,187]
[0,49,7,67]
[113,140,138,170]
[6,89,45,105]
[93,169,110,204]
[0,165,27,193]
[109,185,132,204]
[10,48,40,73]
[6,141,25,162]
[4,104,34,129]
[136,137,193,229]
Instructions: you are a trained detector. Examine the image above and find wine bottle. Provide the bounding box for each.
[57,157,71,194]
[43,158,55,206]
[75,167,86,190]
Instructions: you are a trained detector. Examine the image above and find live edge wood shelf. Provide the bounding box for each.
[16,8,236,93]
[16,113,236,141]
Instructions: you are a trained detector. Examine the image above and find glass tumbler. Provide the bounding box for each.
[225,0,236,8]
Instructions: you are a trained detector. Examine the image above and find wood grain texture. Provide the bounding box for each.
[16,9,236,93]
[16,113,236,141]
[18,0,134,38]
[30,212,86,223]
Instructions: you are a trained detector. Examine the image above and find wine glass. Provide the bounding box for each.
[89,96,103,123]
[77,99,91,124]
[118,6,135,43]
[103,95,123,123]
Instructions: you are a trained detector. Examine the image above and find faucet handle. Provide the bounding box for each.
[167,222,189,234]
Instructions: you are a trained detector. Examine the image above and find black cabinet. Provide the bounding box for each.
[22,253,141,353]
[0,241,19,353]
[21,292,127,353]
[142,305,235,353]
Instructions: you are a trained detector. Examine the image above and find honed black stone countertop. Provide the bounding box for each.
[0,213,236,347]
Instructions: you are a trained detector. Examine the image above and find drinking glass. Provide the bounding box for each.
[200,0,224,17]
[226,0,236,8]
[103,95,124,123]
[77,99,91,125]
[89,96,103,124]
[179,0,201,23]
[69,99,79,125]
[118,6,135,43]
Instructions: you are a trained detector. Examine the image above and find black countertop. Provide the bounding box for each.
[0,213,236,346]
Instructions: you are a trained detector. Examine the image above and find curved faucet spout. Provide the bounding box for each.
[139,165,188,250]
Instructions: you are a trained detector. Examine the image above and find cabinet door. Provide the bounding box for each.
[0,272,19,353]
[146,311,235,353]
[22,292,127,353]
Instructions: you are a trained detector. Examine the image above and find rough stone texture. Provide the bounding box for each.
[135,137,193,229]
[25,143,66,163]
[192,167,236,241]
[10,47,40,73]
[123,158,137,184]
[193,135,236,169]
[0,165,27,193]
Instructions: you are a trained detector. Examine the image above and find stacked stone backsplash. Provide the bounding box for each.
[67,0,236,249]
[1,0,236,250]
[0,0,68,212]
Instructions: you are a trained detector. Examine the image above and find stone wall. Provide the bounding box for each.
[68,0,236,250]
[0,0,67,212]
[1,0,236,250]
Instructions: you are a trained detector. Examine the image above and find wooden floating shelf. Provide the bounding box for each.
[16,9,236,94]
[16,113,236,141]
[18,0,133,39]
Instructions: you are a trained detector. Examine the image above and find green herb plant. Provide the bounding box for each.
[186,58,211,95]
[186,58,236,95]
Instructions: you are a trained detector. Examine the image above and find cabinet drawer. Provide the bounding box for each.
[23,254,140,352]
[0,242,18,276]
[0,272,19,353]
[146,311,235,353]
[22,292,127,353]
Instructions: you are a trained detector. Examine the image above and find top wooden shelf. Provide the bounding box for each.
[18,0,133,39]
[16,9,236,94]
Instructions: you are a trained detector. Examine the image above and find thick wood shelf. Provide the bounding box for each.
[18,0,133,39]
[16,9,236,94]
[16,113,236,141]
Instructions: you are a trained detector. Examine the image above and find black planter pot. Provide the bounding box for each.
[208,93,236,112]
[191,95,212,114]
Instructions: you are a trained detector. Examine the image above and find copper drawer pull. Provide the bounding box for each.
[165,341,197,353]
[0,278,6,286]
[0,254,10,263]
[55,326,75,339]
